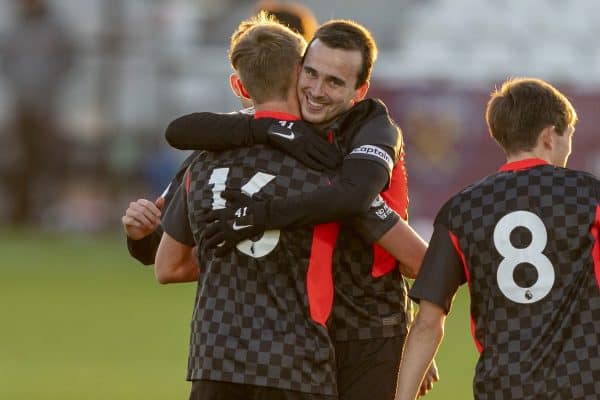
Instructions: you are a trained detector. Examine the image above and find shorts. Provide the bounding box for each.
[189,379,337,400]
[335,335,405,400]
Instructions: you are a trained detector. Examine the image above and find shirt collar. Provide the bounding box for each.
[498,158,549,172]
[254,110,300,121]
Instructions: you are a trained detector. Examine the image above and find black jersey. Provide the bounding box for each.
[333,98,403,184]
[410,159,600,399]
[326,99,412,341]
[163,99,412,342]
[163,142,338,395]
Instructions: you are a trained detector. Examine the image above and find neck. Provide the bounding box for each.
[505,149,551,164]
[254,99,300,117]
[254,91,301,117]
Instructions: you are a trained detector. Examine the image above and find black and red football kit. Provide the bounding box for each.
[411,159,600,399]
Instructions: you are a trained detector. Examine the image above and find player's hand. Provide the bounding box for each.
[253,119,342,171]
[200,190,268,256]
[418,359,439,397]
[122,197,164,240]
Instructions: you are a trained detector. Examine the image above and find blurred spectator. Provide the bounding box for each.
[201,0,318,44]
[0,0,75,225]
[255,0,318,40]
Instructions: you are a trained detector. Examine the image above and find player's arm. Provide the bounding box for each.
[377,219,428,279]
[345,195,427,279]
[203,158,390,254]
[263,108,401,228]
[394,301,446,400]
[165,112,340,170]
[166,111,258,150]
[394,216,467,399]
[325,191,432,393]
[123,198,164,265]
[155,233,199,284]
[202,110,400,254]
[154,178,200,284]
[123,152,197,265]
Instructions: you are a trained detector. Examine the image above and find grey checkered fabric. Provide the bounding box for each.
[185,145,337,396]
[328,227,410,341]
[443,165,600,399]
[327,98,411,342]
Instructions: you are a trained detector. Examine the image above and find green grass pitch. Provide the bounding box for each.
[0,230,477,399]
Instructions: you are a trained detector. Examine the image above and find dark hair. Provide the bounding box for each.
[307,19,377,88]
[486,77,577,155]
[229,12,306,104]
[255,1,318,40]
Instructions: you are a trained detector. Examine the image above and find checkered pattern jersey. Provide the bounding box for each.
[329,99,411,341]
[444,165,600,399]
[328,228,411,341]
[185,146,337,396]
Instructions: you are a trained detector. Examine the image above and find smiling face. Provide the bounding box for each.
[297,39,368,128]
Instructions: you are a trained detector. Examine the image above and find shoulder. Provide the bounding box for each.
[342,98,397,130]
[435,173,499,224]
[561,167,600,199]
[342,99,402,159]
[344,98,390,121]
[561,167,598,182]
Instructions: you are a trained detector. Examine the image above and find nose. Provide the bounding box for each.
[309,79,326,99]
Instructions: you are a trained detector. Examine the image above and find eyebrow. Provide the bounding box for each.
[304,65,346,87]
[327,76,346,86]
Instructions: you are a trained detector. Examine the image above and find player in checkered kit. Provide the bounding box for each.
[395,77,600,400]
[165,20,437,400]
[121,1,321,266]
[156,16,339,400]
[155,15,428,400]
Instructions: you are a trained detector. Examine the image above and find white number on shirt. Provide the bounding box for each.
[493,210,555,303]
[208,168,280,258]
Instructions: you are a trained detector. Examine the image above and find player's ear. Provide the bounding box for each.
[539,125,555,151]
[229,73,251,101]
[352,81,369,104]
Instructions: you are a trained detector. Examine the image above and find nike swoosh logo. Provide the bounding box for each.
[270,130,295,140]
[232,221,253,231]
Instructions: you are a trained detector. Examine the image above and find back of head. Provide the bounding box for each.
[255,0,318,41]
[308,19,378,88]
[229,12,306,105]
[486,77,577,156]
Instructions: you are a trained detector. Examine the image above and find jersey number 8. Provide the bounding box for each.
[493,210,555,304]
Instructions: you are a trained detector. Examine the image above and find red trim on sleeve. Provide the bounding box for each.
[592,205,600,290]
[448,230,484,354]
[306,222,340,325]
[185,169,191,193]
[253,110,300,121]
[381,155,409,219]
[371,245,396,278]
[448,231,470,283]
[498,158,548,172]
[371,157,409,278]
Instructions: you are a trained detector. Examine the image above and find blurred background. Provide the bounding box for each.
[0,0,598,399]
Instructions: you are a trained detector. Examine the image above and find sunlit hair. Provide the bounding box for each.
[486,77,577,155]
[254,0,318,41]
[306,19,377,88]
[229,12,306,104]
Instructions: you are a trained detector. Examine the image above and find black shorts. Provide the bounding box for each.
[189,380,337,400]
[335,336,405,400]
